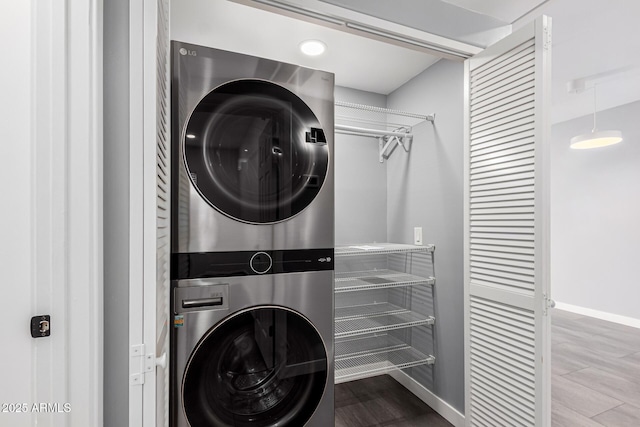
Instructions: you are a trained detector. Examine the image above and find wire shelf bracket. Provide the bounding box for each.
[379,133,408,163]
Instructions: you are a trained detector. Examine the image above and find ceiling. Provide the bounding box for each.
[440,0,548,24]
[171,0,640,123]
[171,0,442,94]
[317,0,526,46]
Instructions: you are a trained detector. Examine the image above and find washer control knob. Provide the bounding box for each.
[250,252,272,274]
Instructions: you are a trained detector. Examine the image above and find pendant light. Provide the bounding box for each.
[570,84,623,149]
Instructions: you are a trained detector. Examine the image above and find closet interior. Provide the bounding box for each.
[334,101,439,392]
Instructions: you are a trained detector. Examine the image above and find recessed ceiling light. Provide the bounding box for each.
[300,40,326,56]
[186,134,196,139]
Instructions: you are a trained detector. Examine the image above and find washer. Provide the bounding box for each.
[171,268,334,427]
[171,41,335,253]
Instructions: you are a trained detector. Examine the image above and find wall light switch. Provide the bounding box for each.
[414,227,423,246]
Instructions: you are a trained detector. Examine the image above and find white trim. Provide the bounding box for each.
[64,0,104,425]
[462,58,472,427]
[32,2,69,425]
[230,0,483,60]
[533,16,552,427]
[129,0,145,424]
[554,302,640,329]
[388,371,465,427]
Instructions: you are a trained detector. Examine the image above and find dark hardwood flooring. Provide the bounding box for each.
[335,375,453,427]
[551,308,640,427]
[334,310,640,427]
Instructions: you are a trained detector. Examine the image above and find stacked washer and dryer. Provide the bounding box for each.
[170,41,335,427]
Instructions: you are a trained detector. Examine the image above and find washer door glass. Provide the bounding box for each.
[182,307,328,427]
[184,80,329,224]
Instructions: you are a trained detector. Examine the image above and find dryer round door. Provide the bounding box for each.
[182,306,328,427]
[183,79,329,224]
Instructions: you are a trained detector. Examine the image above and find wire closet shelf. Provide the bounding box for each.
[333,243,437,383]
[334,243,435,257]
[334,101,435,162]
[335,334,436,383]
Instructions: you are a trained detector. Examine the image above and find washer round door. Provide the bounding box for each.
[182,307,328,427]
[183,79,330,224]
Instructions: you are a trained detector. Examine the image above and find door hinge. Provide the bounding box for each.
[130,344,155,386]
[543,26,552,50]
[543,293,555,315]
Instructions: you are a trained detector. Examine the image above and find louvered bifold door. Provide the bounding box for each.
[155,0,171,425]
[463,16,551,427]
[154,0,171,426]
[139,0,171,425]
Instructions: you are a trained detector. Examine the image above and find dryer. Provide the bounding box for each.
[171,41,335,253]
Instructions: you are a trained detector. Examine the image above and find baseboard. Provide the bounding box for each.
[554,302,640,329]
[388,370,465,427]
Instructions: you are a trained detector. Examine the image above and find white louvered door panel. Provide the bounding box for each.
[464,16,551,427]
[155,0,171,425]
[138,0,170,425]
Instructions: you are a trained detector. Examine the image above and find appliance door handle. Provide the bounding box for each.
[182,297,223,309]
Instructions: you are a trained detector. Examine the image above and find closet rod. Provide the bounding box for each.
[335,124,412,138]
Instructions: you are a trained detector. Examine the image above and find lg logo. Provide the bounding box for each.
[179,48,197,56]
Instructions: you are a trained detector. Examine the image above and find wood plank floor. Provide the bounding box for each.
[334,309,640,426]
[551,308,640,427]
[335,375,453,427]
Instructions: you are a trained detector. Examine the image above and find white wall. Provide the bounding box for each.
[514,0,640,125]
[334,62,466,414]
[0,3,34,426]
[334,86,388,245]
[387,59,465,412]
[0,2,103,426]
[551,101,640,321]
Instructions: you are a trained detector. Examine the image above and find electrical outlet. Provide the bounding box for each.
[414,227,423,246]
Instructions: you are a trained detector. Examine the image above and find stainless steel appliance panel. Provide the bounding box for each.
[171,270,334,427]
[172,42,335,253]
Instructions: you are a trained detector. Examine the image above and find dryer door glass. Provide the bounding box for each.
[182,307,328,427]
[184,80,329,224]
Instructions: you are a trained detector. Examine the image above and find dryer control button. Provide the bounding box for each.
[250,251,272,274]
